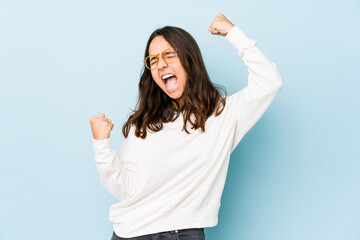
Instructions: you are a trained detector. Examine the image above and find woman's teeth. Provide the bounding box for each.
[162,73,175,80]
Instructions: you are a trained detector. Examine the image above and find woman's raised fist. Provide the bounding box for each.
[208,13,235,36]
[89,114,114,140]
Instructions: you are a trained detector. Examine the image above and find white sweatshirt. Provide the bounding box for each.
[92,26,283,238]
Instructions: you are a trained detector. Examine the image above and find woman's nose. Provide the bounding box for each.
[157,57,168,69]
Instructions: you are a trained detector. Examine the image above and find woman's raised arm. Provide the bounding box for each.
[209,13,283,152]
[92,134,138,201]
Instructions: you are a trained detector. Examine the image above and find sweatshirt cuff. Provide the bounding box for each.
[92,137,112,155]
[225,26,257,57]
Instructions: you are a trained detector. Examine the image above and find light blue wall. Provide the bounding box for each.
[1,0,359,239]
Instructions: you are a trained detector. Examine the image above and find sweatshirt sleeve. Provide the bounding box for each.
[225,26,283,153]
[92,136,138,201]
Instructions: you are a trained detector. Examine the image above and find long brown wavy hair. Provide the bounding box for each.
[122,26,227,139]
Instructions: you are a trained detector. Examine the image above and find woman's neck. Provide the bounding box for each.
[173,95,184,109]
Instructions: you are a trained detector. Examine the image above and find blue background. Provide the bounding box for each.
[1,0,359,239]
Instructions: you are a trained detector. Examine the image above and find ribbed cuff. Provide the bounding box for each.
[92,137,110,142]
[92,137,112,155]
[225,26,257,57]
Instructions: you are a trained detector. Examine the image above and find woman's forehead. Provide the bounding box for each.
[149,36,173,55]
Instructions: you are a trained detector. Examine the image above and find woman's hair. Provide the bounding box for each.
[122,26,227,139]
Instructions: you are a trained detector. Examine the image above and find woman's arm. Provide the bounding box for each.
[225,26,283,152]
[92,137,138,201]
[209,13,283,152]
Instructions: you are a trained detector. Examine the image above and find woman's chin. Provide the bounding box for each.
[168,92,183,100]
[165,87,183,99]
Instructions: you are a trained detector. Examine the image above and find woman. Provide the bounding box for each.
[89,13,282,240]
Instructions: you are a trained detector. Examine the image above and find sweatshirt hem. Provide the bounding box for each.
[112,206,219,238]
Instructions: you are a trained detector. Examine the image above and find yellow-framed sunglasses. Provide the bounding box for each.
[143,48,178,70]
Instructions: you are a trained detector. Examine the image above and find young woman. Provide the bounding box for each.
[89,13,282,240]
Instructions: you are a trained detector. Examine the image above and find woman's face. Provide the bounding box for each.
[148,36,187,101]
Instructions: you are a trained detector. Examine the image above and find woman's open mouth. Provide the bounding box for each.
[161,73,178,92]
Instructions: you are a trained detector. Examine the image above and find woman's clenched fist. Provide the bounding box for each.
[89,114,114,140]
[208,13,234,36]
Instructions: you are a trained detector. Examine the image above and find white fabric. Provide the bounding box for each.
[92,25,283,238]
